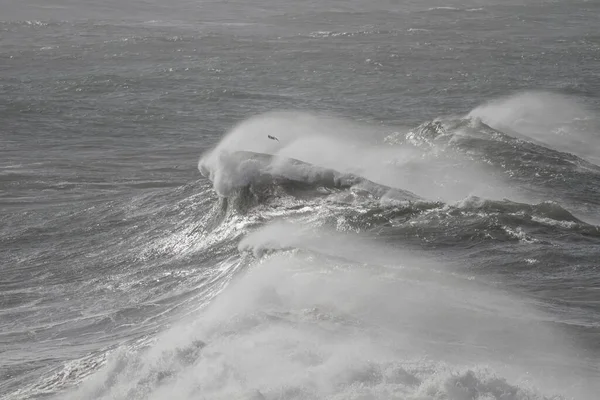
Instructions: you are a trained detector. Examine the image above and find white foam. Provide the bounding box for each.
[427,7,462,11]
[65,223,593,400]
[469,91,600,165]
[198,111,518,203]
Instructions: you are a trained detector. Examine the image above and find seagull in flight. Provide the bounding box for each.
[267,135,279,142]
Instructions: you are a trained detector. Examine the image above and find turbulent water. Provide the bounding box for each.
[2,1,600,399]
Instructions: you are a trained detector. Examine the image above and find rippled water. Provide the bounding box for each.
[1,1,600,399]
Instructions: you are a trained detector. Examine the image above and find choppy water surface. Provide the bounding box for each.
[1,1,600,399]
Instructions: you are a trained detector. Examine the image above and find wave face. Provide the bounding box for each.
[2,2,600,400]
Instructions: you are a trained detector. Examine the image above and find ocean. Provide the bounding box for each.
[1,0,599,399]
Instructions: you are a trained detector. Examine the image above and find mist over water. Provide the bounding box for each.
[2,0,600,399]
[64,221,595,400]
[198,111,516,203]
[470,92,600,165]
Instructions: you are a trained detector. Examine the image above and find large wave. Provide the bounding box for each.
[198,93,600,219]
[197,111,521,204]
[53,92,600,400]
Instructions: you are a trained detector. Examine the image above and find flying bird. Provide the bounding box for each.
[267,135,279,142]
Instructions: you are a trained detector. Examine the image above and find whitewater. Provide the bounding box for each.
[1,1,599,399]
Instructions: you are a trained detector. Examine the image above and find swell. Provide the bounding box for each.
[356,197,600,246]
[205,163,600,256]
[387,115,600,216]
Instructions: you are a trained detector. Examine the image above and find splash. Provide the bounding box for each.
[198,111,516,203]
[64,222,592,400]
[469,91,600,164]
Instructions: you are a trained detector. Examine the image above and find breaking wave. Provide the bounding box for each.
[49,92,600,400]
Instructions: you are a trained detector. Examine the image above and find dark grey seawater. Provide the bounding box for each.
[1,1,600,399]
